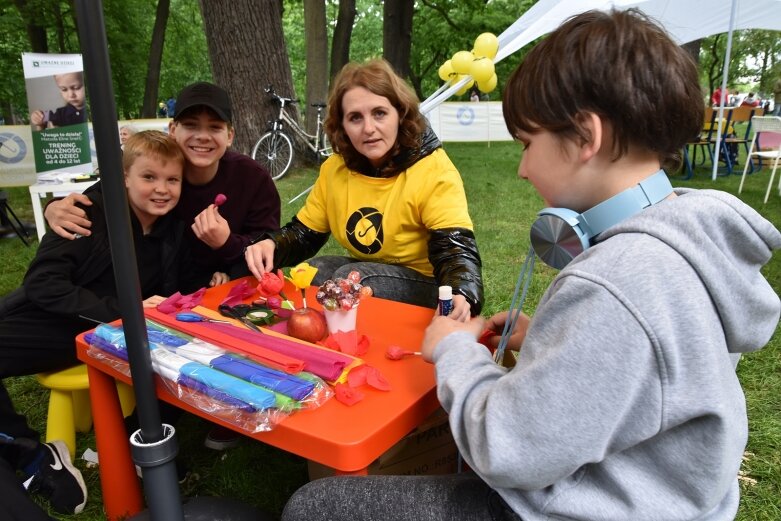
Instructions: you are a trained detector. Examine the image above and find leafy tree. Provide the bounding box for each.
[0,2,31,122]
[330,0,355,80]
[411,0,534,101]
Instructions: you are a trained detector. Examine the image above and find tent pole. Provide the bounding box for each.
[712,0,739,181]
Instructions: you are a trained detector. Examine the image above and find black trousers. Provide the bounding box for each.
[0,306,85,458]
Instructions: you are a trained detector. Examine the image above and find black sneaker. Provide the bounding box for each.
[204,425,241,451]
[26,441,87,514]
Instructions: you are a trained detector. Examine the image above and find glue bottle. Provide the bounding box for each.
[438,285,453,316]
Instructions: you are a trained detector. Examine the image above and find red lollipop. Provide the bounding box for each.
[214,193,227,207]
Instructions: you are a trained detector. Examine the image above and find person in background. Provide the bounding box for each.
[279,9,780,521]
[244,59,483,321]
[774,77,781,116]
[119,123,139,149]
[711,85,728,107]
[30,72,87,130]
[0,131,199,517]
[166,96,176,118]
[44,82,282,451]
[741,92,760,107]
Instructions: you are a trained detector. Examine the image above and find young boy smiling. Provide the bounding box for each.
[0,131,196,516]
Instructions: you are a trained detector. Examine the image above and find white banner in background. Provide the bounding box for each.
[426,102,513,143]
[0,119,171,187]
[21,53,92,175]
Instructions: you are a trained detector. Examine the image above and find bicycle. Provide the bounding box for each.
[251,84,332,181]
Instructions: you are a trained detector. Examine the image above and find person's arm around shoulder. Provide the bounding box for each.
[44,192,94,239]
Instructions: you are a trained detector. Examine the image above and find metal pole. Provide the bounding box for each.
[711,0,739,181]
[73,2,184,519]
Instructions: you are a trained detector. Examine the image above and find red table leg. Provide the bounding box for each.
[86,365,144,520]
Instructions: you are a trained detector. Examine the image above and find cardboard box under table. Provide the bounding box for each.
[308,407,458,479]
[76,278,442,521]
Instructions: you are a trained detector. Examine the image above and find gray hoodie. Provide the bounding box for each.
[433,188,780,520]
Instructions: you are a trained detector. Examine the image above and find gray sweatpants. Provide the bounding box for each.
[281,474,521,521]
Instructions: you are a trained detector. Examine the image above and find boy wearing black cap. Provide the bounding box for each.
[45,82,281,293]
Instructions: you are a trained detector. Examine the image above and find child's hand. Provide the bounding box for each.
[483,310,530,351]
[421,315,485,362]
[192,204,230,249]
[210,271,229,287]
[31,110,46,129]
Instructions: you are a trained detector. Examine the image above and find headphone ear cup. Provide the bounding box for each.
[530,208,590,270]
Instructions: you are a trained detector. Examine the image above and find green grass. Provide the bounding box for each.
[2,141,780,519]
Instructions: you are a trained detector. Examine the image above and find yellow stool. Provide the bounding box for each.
[36,364,136,459]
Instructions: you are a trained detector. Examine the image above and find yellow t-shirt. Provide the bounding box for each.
[297,149,473,277]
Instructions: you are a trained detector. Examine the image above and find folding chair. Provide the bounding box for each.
[683,107,734,178]
[723,105,757,160]
[738,116,781,203]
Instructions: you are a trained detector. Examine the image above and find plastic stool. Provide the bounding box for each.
[36,364,136,459]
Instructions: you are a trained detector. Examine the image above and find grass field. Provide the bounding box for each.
[1,140,779,519]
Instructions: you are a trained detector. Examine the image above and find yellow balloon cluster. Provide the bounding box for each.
[438,32,499,95]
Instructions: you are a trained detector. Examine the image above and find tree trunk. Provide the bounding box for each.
[383,0,414,79]
[330,0,355,80]
[304,0,328,135]
[199,0,295,156]
[142,0,170,119]
[12,0,49,53]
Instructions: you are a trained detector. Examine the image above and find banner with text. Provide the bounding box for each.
[21,52,91,174]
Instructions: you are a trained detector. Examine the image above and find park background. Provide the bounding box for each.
[0,1,779,519]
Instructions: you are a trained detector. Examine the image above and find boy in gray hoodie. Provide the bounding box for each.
[280,9,781,521]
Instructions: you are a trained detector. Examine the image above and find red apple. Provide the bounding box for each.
[286,308,327,343]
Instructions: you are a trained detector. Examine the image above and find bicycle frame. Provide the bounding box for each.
[272,98,328,155]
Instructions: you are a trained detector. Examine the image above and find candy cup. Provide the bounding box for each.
[323,304,358,335]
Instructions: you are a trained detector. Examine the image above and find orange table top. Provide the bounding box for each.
[76,277,440,472]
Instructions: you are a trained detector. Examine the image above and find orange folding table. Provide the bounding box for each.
[76,277,440,520]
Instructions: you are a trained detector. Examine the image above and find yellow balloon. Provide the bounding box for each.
[438,60,455,82]
[474,32,499,59]
[455,75,475,96]
[470,57,495,84]
[451,50,475,75]
[477,73,498,94]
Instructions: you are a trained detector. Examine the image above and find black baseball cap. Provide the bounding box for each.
[174,82,233,123]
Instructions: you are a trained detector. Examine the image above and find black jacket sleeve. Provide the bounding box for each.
[428,227,484,315]
[253,216,330,270]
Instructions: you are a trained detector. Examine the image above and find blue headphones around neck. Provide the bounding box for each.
[530,169,673,270]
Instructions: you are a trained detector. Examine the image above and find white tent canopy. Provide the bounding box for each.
[421,0,781,114]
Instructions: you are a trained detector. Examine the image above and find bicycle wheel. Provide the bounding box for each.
[317,131,333,162]
[252,130,294,181]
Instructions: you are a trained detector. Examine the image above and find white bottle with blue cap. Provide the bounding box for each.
[438,285,453,316]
